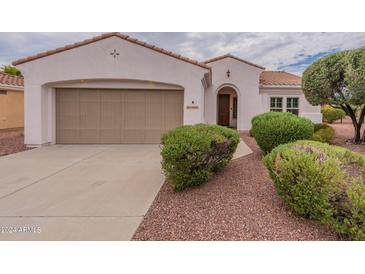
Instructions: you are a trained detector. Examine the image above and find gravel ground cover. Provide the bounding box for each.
[0,129,31,156]
[331,118,365,154]
[133,132,338,240]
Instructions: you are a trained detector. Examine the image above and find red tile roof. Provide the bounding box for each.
[0,72,24,87]
[260,71,301,86]
[12,32,210,70]
[204,54,265,70]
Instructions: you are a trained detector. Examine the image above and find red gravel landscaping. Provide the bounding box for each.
[0,129,31,157]
[133,132,338,241]
[331,118,365,154]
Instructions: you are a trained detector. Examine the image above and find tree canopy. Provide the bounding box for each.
[0,65,22,76]
[302,46,365,143]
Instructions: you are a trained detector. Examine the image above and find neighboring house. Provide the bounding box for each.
[13,32,321,146]
[0,72,24,130]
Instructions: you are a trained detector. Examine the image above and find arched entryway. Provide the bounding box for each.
[217,86,238,128]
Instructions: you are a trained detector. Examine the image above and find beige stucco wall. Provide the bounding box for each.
[204,57,264,130]
[260,87,322,123]
[17,36,209,145]
[0,89,24,130]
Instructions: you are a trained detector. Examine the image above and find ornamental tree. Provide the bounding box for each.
[302,46,365,144]
[0,65,22,76]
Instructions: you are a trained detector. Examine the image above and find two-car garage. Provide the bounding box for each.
[14,33,210,146]
[56,88,184,144]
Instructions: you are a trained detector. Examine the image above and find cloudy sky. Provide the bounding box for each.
[1,32,365,75]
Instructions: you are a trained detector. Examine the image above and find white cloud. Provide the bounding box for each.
[1,32,365,75]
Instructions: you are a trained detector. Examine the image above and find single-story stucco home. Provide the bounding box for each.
[0,72,24,130]
[13,32,321,146]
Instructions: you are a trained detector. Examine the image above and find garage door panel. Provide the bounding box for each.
[56,129,79,144]
[122,130,146,144]
[146,91,164,130]
[56,90,80,143]
[56,88,183,144]
[100,101,121,129]
[145,129,166,143]
[80,102,100,128]
[99,129,121,143]
[57,89,79,101]
[79,89,99,102]
[100,90,121,102]
[124,105,146,128]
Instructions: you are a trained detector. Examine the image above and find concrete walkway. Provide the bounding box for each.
[233,139,253,160]
[0,145,164,240]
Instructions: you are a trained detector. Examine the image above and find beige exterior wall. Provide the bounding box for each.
[260,87,322,123]
[16,36,322,145]
[204,57,322,130]
[17,36,209,146]
[0,89,24,129]
[204,57,264,130]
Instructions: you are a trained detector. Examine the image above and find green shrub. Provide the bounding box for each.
[321,106,346,123]
[161,124,240,191]
[251,112,314,154]
[264,140,365,240]
[312,123,335,143]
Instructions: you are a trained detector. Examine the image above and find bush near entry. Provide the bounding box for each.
[321,106,346,123]
[250,112,314,154]
[312,123,335,143]
[264,140,365,240]
[161,124,240,191]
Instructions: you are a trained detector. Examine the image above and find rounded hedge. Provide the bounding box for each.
[321,106,346,123]
[161,124,240,191]
[312,123,335,143]
[264,140,365,240]
[251,112,314,154]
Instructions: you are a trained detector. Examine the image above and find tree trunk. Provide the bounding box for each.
[345,104,365,144]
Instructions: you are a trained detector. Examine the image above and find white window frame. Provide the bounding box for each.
[286,97,300,115]
[270,97,283,112]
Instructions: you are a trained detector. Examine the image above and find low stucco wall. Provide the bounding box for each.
[0,89,24,129]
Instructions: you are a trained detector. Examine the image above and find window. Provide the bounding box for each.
[287,97,299,115]
[0,90,7,95]
[233,97,238,119]
[270,97,283,112]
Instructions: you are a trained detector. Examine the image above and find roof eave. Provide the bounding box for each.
[204,54,265,70]
[12,32,210,71]
[0,84,24,91]
[259,84,302,89]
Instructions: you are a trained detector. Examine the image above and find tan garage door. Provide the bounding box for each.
[56,88,183,144]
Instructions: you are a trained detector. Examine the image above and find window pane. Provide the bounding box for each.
[270,98,276,108]
[271,97,283,108]
[277,98,282,108]
[233,97,237,119]
[287,109,299,115]
[287,98,298,108]
[293,98,298,108]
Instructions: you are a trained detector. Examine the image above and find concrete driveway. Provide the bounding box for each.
[0,145,164,240]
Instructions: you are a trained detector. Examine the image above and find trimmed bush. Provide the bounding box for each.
[161,124,240,191]
[321,106,346,123]
[251,112,314,154]
[312,123,335,143]
[264,140,365,240]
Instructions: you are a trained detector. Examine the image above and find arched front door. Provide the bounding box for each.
[217,87,238,128]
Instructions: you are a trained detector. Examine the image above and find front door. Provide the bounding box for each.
[218,94,230,126]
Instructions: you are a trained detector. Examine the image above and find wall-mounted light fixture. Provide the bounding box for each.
[226,69,231,78]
